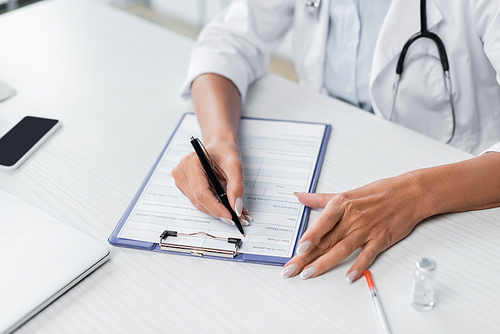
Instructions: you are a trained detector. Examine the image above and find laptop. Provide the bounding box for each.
[0,188,110,334]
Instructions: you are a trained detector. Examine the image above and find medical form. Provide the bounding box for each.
[112,114,330,261]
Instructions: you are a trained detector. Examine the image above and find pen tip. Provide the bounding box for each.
[242,233,246,237]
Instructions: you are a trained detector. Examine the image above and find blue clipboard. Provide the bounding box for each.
[109,113,331,266]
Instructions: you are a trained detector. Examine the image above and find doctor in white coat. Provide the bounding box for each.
[173,0,500,282]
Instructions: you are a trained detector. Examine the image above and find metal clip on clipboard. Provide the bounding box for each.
[159,230,242,258]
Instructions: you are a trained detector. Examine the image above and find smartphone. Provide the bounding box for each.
[0,116,61,171]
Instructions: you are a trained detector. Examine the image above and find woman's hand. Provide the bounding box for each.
[281,173,427,282]
[171,138,250,225]
[172,73,251,225]
[281,153,500,281]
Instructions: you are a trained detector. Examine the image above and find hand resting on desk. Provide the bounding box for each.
[282,174,424,281]
[282,152,500,281]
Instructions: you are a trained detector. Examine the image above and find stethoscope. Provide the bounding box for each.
[306,0,456,143]
[389,0,455,143]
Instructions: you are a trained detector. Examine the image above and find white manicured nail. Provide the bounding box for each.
[281,263,298,279]
[235,197,243,216]
[346,270,359,283]
[300,266,317,279]
[244,214,253,221]
[219,217,235,225]
[296,240,311,255]
[240,219,250,226]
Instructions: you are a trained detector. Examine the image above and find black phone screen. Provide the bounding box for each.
[0,116,59,167]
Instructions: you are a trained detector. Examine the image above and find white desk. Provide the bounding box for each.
[0,1,499,332]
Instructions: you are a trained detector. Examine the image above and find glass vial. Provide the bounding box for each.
[411,258,437,312]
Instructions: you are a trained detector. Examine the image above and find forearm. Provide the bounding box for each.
[411,152,500,217]
[191,73,241,145]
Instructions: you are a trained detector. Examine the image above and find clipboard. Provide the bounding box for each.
[109,113,331,266]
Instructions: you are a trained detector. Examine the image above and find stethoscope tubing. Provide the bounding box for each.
[389,0,456,143]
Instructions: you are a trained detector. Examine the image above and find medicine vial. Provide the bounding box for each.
[411,258,437,312]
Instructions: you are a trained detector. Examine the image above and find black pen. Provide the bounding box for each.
[190,136,245,237]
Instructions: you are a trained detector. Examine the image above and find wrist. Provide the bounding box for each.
[404,169,443,220]
[203,130,239,146]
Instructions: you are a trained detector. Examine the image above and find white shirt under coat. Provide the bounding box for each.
[324,0,392,112]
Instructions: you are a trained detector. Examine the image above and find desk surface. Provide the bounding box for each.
[0,0,499,332]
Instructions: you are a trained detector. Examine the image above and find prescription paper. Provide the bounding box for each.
[117,114,326,258]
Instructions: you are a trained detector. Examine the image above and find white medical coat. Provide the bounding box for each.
[181,0,500,155]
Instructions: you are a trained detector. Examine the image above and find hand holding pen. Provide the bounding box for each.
[171,136,251,233]
[190,136,246,236]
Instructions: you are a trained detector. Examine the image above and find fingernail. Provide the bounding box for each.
[293,192,301,198]
[235,197,243,216]
[296,240,311,255]
[281,263,298,279]
[300,266,317,279]
[346,270,359,283]
[240,219,250,226]
[219,217,235,225]
[244,214,253,221]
